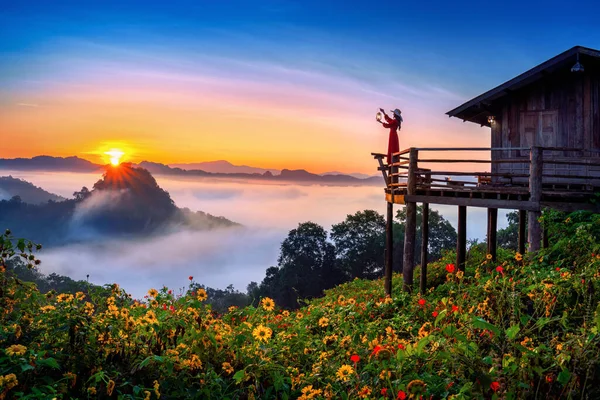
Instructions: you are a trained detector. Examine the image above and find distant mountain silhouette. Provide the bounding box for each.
[320,171,378,179]
[0,176,65,204]
[0,156,102,172]
[140,162,382,186]
[0,164,238,246]
[0,156,382,186]
[169,160,280,175]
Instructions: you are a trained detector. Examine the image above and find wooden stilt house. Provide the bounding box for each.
[373,45,600,295]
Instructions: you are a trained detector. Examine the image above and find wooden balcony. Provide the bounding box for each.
[372,147,600,213]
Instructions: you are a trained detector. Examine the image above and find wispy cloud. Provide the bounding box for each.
[16,103,40,107]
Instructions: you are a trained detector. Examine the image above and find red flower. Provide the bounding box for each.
[432,311,438,317]
[397,390,407,400]
[452,305,459,313]
[446,382,455,390]
[418,298,426,307]
[168,290,172,295]
[188,276,193,280]
[372,345,382,355]
[350,354,360,363]
[555,267,560,271]
[445,263,455,273]
[169,305,175,311]
[381,388,388,396]
[495,266,504,275]
[490,381,500,392]
[162,304,167,310]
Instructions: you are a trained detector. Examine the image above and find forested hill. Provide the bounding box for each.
[0,176,65,204]
[0,164,238,246]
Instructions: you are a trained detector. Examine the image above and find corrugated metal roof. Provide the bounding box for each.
[446,46,600,127]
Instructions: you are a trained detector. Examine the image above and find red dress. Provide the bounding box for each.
[383,115,400,164]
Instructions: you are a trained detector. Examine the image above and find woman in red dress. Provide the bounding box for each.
[377,108,402,164]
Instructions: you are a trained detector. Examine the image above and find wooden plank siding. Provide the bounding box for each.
[491,67,600,185]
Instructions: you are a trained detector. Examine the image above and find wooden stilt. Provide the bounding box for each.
[487,208,498,261]
[420,203,429,294]
[528,146,543,252]
[385,201,393,296]
[518,209,526,255]
[419,203,429,294]
[457,205,467,271]
[402,148,418,292]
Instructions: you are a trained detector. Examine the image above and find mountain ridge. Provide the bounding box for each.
[0,156,382,186]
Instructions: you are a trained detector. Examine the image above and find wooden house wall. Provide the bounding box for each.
[491,68,600,184]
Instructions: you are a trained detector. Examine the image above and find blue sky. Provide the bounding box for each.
[1,0,599,170]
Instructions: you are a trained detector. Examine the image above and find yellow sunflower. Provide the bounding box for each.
[197,289,208,302]
[5,344,27,357]
[252,325,273,343]
[515,252,523,261]
[148,288,158,298]
[318,317,329,328]
[336,364,354,382]
[260,297,275,311]
[222,362,234,374]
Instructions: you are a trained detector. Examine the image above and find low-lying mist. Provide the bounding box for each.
[2,170,509,298]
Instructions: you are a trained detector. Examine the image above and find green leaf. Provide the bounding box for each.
[557,370,571,385]
[472,317,501,337]
[17,238,25,252]
[233,370,245,384]
[506,324,520,340]
[416,336,432,354]
[38,357,60,369]
[20,363,35,372]
[434,309,447,327]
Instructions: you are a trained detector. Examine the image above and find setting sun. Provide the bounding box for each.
[105,149,124,166]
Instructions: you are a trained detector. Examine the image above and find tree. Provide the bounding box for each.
[497,211,520,250]
[258,222,340,309]
[330,210,385,280]
[73,186,91,201]
[395,205,457,267]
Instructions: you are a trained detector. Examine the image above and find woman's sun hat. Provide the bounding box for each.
[392,109,402,119]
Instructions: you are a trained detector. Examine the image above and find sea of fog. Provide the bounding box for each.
[2,171,509,298]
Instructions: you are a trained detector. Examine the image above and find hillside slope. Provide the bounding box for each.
[0,176,65,204]
[1,212,599,398]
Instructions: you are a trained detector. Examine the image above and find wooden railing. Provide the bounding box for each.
[375,146,600,196]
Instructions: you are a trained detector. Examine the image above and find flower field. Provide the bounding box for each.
[2,213,600,399]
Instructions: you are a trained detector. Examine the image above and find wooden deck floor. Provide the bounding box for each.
[386,185,600,212]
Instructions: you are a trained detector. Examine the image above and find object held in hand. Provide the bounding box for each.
[376,111,383,122]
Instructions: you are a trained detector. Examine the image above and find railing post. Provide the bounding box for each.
[402,148,418,292]
[420,202,429,294]
[528,146,542,252]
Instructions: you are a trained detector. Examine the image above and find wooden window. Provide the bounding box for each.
[519,110,558,150]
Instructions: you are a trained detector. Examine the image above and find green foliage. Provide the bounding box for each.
[497,211,520,251]
[3,213,600,399]
[331,210,385,279]
[396,205,457,265]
